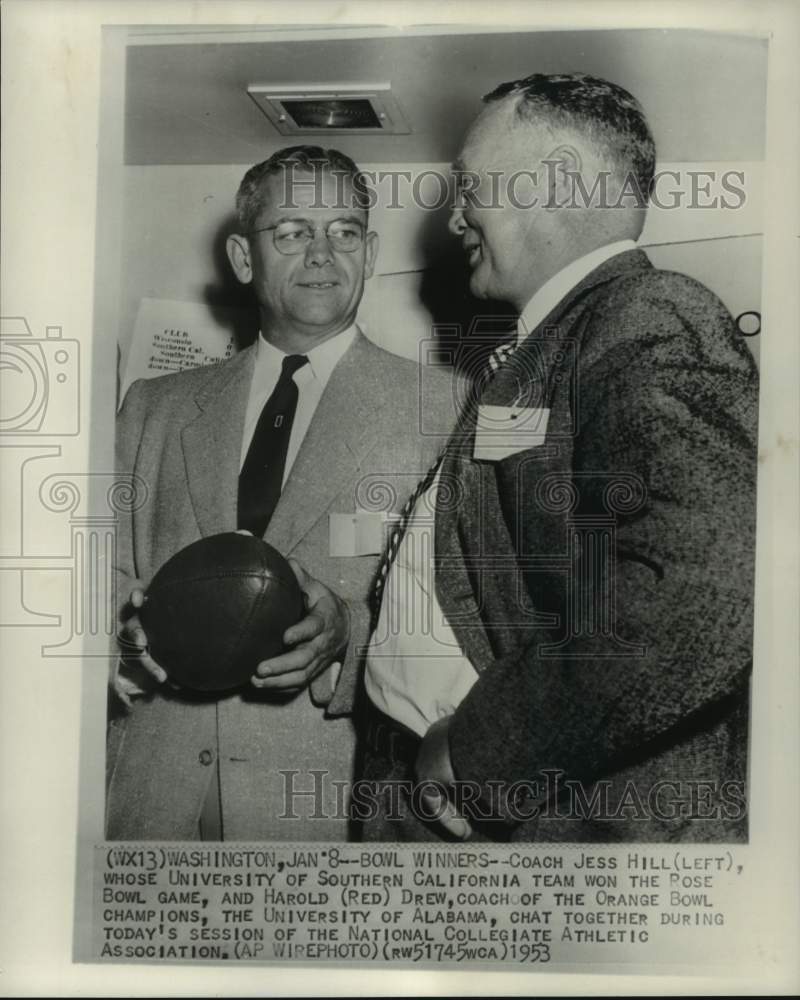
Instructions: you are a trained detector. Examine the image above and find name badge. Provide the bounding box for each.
[473,405,550,461]
[329,511,388,557]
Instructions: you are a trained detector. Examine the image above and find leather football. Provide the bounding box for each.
[139,532,305,693]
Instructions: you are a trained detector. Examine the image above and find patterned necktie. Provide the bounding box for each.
[238,353,309,537]
[485,340,518,374]
[370,339,518,632]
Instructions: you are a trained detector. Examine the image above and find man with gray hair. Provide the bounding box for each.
[361,74,758,843]
[107,145,453,841]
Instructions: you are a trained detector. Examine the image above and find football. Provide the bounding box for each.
[139,532,305,693]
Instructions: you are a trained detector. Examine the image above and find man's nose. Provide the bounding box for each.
[448,204,467,236]
[304,231,334,266]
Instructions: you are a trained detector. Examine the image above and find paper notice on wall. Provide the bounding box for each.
[119,298,245,405]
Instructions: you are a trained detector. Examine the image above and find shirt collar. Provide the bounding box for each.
[517,239,638,343]
[254,324,357,383]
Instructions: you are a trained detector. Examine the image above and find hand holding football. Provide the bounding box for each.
[139,532,304,692]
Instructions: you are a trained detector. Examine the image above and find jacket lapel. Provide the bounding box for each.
[435,249,653,670]
[181,347,255,538]
[265,332,381,556]
[529,247,651,336]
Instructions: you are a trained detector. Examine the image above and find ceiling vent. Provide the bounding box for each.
[247,82,410,135]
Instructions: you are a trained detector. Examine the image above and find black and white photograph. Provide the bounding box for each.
[106,23,766,848]
[1,0,798,995]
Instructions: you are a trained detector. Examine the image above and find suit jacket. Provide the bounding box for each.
[106,331,454,841]
[438,250,758,842]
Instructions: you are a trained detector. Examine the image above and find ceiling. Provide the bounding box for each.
[124,28,768,166]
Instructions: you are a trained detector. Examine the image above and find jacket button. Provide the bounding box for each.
[198,749,214,766]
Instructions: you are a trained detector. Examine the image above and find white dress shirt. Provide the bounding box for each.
[240,325,356,476]
[365,470,478,737]
[365,240,638,737]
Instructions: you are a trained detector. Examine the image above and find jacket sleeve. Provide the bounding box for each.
[108,380,154,708]
[113,379,152,617]
[322,599,370,715]
[447,280,759,820]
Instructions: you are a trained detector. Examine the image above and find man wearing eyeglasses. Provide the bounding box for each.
[106,146,453,841]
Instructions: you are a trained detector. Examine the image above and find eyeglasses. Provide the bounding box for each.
[248,219,366,255]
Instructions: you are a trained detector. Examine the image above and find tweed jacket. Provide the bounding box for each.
[106,331,454,840]
[438,250,758,842]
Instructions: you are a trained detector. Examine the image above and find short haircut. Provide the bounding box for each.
[235,145,371,231]
[484,73,656,204]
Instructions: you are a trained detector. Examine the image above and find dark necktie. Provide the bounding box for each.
[238,353,309,537]
[369,339,518,632]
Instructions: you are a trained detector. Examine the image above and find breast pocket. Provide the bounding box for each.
[328,510,389,557]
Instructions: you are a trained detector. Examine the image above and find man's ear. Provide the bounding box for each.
[226,233,253,285]
[363,231,379,281]
[543,143,582,211]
